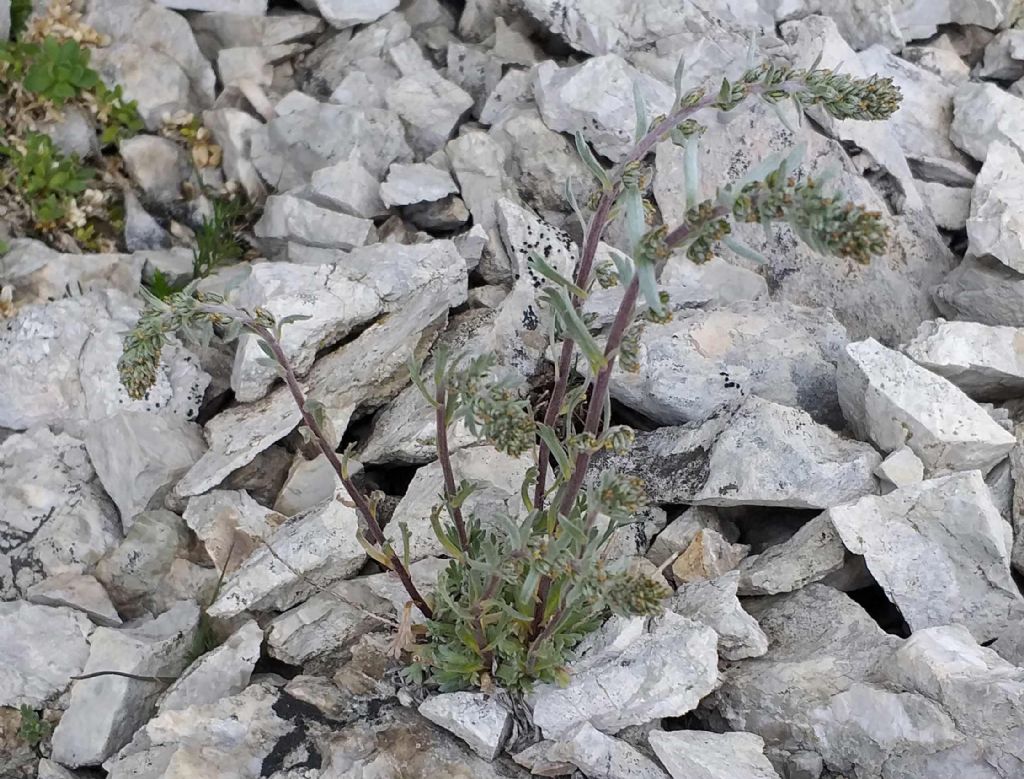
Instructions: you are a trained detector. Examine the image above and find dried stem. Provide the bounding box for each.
[241,318,434,620]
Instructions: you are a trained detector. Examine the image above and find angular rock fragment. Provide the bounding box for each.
[298,0,399,29]
[837,338,1015,474]
[26,573,121,628]
[934,255,1024,328]
[0,602,94,708]
[51,601,200,768]
[648,730,781,779]
[951,82,1024,163]
[608,301,848,427]
[737,514,846,596]
[183,489,286,574]
[828,472,1024,656]
[646,507,728,568]
[418,692,512,761]
[534,54,672,162]
[593,396,880,509]
[207,490,366,618]
[229,261,383,401]
[380,162,459,206]
[385,70,474,156]
[529,614,718,738]
[85,411,206,529]
[874,446,925,490]
[157,620,262,714]
[668,571,768,661]
[542,723,669,779]
[307,158,387,218]
[671,529,748,584]
[967,141,1024,273]
[254,194,374,252]
[904,318,1024,401]
[0,427,121,600]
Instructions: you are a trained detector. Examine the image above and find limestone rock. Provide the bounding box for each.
[895,0,1012,43]
[951,82,1024,163]
[529,613,718,738]
[418,692,512,760]
[904,319,1024,401]
[183,489,286,574]
[385,70,474,156]
[206,491,365,618]
[770,0,903,50]
[0,240,142,308]
[608,301,848,428]
[157,620,262,713]
[51,601,200,768]
[84,411,206,529]
[174,249,465,497]
[737,514,846,596]
[646,507,728,568]
[828,472,1024,657]
[967,141,1024,273]
[390,446,532,562]
[94,510,215,617]
[202,107,265,202]
[228,261,383,401]
[668,571,768,660]
[593,396,880,509]
[856,45,973,185]
[254,194,374,251]
[26,573,121,627]
[0,427,121,600]
[837,338,1016,474]
[648,730,780,779]
[874,446,925,490]
[265,584,391,669]
[90,44,196,130]
[298,0,399,29]
[0,291,209,434]
[102,681,294,779]
[250,100,411,188]
[671,529,748,584]
[0,602,94,708]
[696,101,954,344]
[380,162,459,206]
[273,453,339,516]
[119,135,191,204]
[919,182,972,230]
[543,723,669,779]
[307,159,387,218]
[318,705,529,778]
[934,255,1024,328]
[534,54,673,162]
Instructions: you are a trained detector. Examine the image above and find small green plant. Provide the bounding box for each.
[146,195,250,301]
[1,131,95,228]
[0,1,142,248]
[118,60,901,694]
[18,705,51,748]
[20,36,99,104]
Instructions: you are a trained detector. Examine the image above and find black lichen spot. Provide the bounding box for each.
[522,305,540,331]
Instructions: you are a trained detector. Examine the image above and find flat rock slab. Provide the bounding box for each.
[593,396,879,509]
[828,471,1024,655]
[837,338,1015,474]
[648,730,781,779]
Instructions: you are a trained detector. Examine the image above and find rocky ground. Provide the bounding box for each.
[3,0,1024,777]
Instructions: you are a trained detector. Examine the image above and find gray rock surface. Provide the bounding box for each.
[380,162,459,206]
[51,601,200,767]
[934,255,1024,328]
[542,723,669,779]
[951,82,1024,163]
[608,301,847,427]
[418,692,512,760]
[904,319,1024,401]
[737,514,847,596]
[668,571,768,660]
[1,427,122,600]
[0,602,94,708]
[968,141,1024,273]
[26,573,121,627]
[838,338,1016,474]
[829,472,1024,658]
[529,613,718,738]
[648,730,781,779]
[594,396,880,509]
